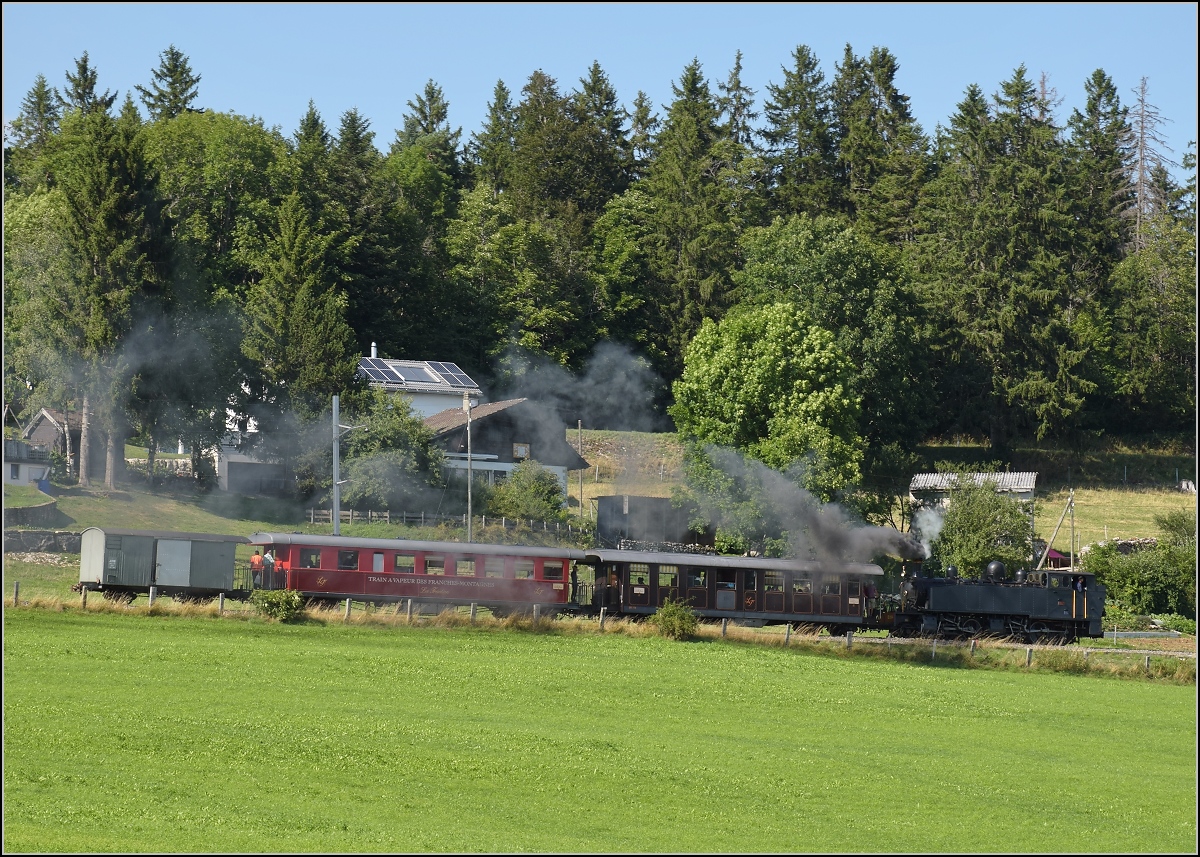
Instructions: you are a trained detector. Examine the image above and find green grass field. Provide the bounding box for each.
[3,608,1196,853]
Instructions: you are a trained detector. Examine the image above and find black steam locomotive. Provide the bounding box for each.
[887,560,1105,643]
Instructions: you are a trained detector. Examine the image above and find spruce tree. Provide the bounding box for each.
[762,45,837,217]
[6,74,62,190]
[58,52,116,116]
[469,80,516,197]
[135,44,201,121]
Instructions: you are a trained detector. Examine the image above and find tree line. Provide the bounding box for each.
[3,45,1195,512]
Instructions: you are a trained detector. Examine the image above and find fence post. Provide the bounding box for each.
[969,639,976,657]
[785,624,791,645]
[846,631,853,649]
[406,599,413,622]
[533,604,541,623]
[1083,650,1089,662]
[218,592,225,613]
[1026,647,1033,667]
[931,638,936,660]
[344,598,351,621]
[80,587,87,609]
[599,607,606,630]
[149,586,157,606]
[1145,655,1151,672]
[470,603,477,624]
[721,618,728,637]
[887,638,892,655]
[13,581,18,603]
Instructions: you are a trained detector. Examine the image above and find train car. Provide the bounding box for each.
[888,561,1106,643]
[579,548,885,634]
[246,532,587,616]
[78,527,250,601]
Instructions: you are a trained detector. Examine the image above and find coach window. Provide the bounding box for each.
[822,580,841,596]
[483,557,506,578]
[657,567,677,589]
[764,571,784,592]
[543,559,565,581]
[426,556,446,576]
[847,581,860,597]
[337,550,359,570]
[744,570,757,591]
[793,579,812,594]
[687,568,708,589]
[456,557,476,576]
[629,563,650,586]
[716,571,736,590]
[515,559,534,580]
[300,548,322,569]
[394,553,416,572]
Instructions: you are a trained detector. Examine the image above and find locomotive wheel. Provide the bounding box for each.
[960,618,982,636]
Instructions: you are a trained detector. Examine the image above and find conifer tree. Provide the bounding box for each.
[762,45,837,217]
[718,50,759,149]
[135,44,201,121]
[627,90,660,181]
[469,80,516,197]
[6,74,62,190]
[58,52,116,116]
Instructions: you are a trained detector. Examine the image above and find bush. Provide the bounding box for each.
[1150,614,1197,635]
[649,598,698,641]
[249,589,305,622]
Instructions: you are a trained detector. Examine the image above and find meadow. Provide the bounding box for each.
[4,607,1196,853]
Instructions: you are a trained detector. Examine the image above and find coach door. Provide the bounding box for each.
[763,570,785,613]
[656,566,679,606]
[628,563,650,606]
[792,577,813,614]
[846,580,861,616]
[686,567,709,609]
[715,570,737,610]
[742,570,758,611]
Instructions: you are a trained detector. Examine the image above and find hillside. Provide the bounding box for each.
[4,431,1192,549]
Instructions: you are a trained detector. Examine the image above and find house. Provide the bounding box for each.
[423,398,589,499]
[908,471,1038,508]
[3,439,52,488]
[356,344,481,419]
[21,407,106,482]
[595,494,715,549]
[211,429,290,495]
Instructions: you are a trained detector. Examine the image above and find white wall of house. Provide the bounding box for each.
[441,455,571,502]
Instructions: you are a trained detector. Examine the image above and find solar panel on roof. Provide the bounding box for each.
[364,358,405,383]
[429,361,477,387]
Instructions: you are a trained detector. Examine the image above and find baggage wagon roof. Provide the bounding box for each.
[82,526,249,543]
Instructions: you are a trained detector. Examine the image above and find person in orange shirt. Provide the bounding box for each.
[250,550,264,588]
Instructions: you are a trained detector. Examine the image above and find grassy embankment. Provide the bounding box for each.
[4,607,1195,854]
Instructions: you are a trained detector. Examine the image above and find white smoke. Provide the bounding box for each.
[911,506,945,559]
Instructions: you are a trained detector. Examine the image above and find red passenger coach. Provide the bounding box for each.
[247,533,586,615]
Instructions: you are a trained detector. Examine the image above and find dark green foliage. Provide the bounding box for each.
[762,45,837,217]
[338,389,445,510]
[135,45,201,121]
[58,51,116,116]
[927,470,1034,577]
[648,597,699,640]
[486,459,569,523]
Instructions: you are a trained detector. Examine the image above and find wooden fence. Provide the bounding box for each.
[306,508,584,534]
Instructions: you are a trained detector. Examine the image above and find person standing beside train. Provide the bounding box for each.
[262,550,275,588]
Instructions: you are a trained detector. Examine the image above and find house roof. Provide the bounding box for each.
[21,407,82,438]
[909,472,1038,494]
[357,357,480,395]
[424,398,528,436]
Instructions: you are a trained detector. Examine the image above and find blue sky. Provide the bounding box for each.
[3,2,1197,181]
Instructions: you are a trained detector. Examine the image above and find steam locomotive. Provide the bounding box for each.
[79,527,1105,643]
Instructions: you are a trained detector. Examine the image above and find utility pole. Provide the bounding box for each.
[464,392,474,543]
[578,420,584,523]
[332,395,366,536]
